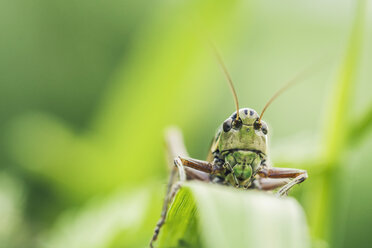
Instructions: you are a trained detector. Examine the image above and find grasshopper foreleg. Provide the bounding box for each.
[177,156,223,175]
[255,178,291,190]
[257,167,308,196]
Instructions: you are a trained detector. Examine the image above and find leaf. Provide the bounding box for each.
[157,182,310,248]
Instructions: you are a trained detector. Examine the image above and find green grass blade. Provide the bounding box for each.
[157,182,309,248]
[349,104,372,145]
[322,0,367,163]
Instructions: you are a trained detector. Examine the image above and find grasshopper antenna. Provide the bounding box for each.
[210,41,240,121]
[258,60,324,124]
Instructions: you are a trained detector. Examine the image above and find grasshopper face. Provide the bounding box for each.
[216,108,268,155]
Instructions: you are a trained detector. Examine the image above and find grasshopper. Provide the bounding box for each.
[150,45,308,247]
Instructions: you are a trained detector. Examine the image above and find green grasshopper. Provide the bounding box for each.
[150,46,308,248]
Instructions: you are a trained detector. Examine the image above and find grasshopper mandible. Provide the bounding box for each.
[150,44,308,247]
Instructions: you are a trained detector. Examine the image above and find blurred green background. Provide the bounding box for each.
[0,0,371,247]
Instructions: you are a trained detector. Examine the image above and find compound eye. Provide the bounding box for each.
[223,119,232,132]
[253,119,262,130]
[232,118,242,130]
[262,123,268,135]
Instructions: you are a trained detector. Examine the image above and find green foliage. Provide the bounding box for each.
[157,182,309,248]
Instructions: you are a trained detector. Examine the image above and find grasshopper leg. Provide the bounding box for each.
[257,167,308,196]
[150,158,187,248]
[225,162,240,187]
[150,128,211,247]
[277,174,307,196]
[150,167,178,248]
[150,180,182,248]
[255,178,290,190]
[177,156,223,175]
[150,157,213,247]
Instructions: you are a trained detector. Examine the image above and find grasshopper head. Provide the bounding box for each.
[217,108,268,155]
